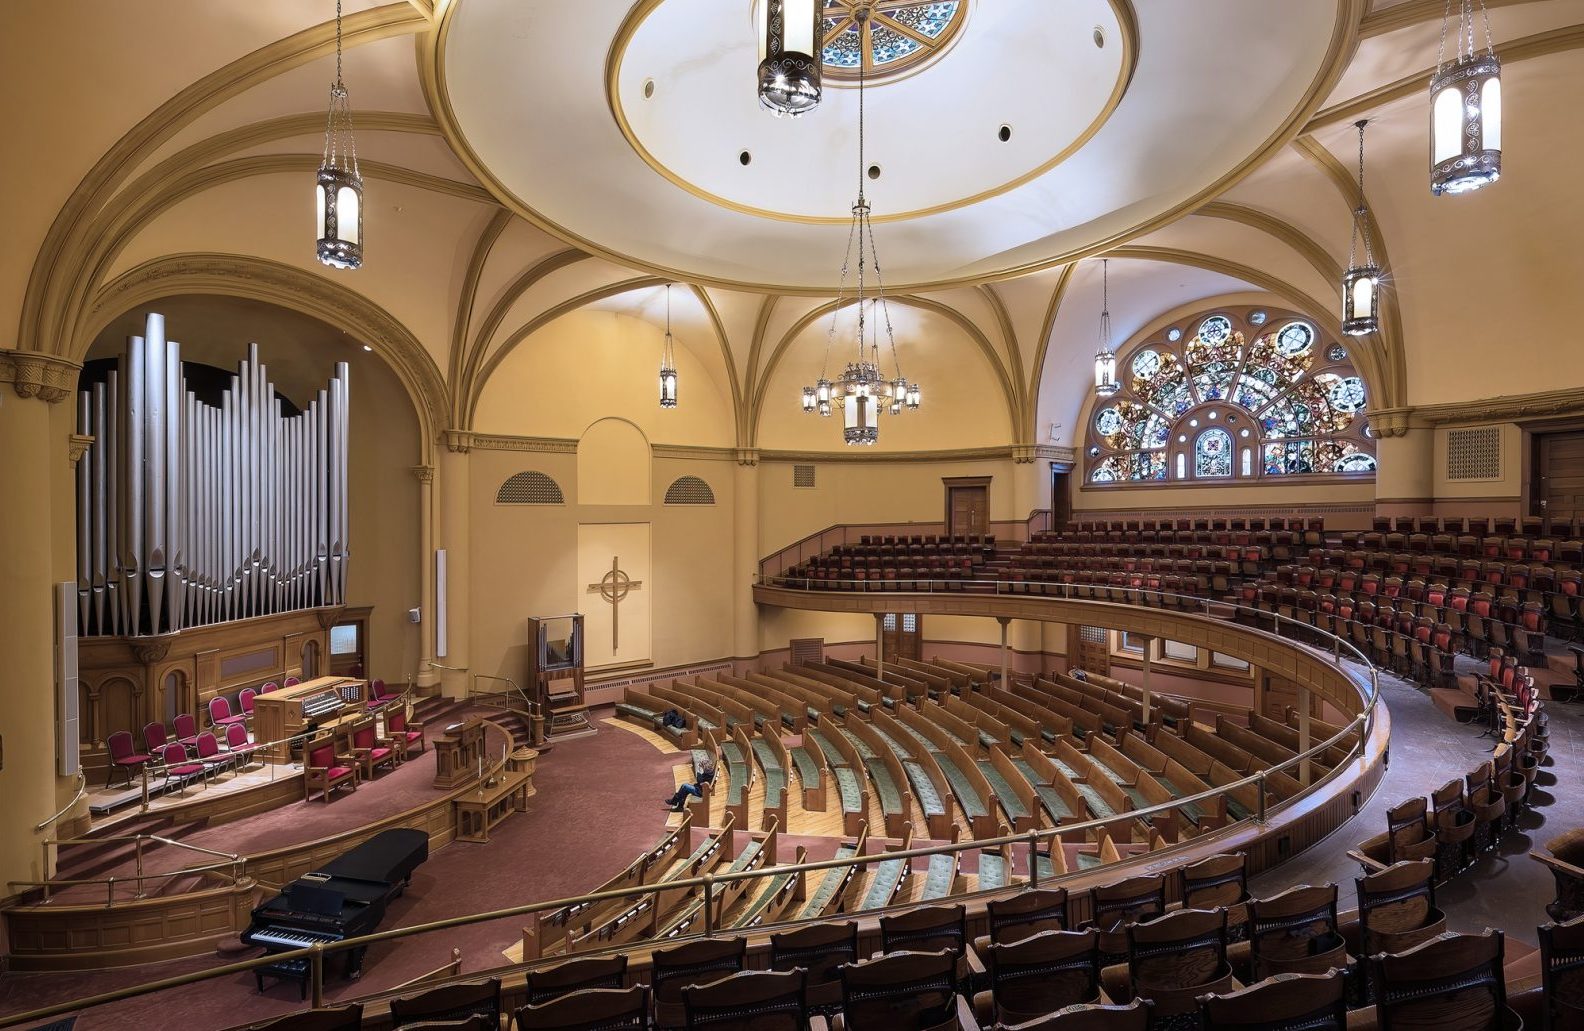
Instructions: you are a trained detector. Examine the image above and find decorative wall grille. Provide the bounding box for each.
[497,471,565,504]
[793,464,817,488]
[663,475,716,505]
[1447,427,1502,481]
[790,638,825,664]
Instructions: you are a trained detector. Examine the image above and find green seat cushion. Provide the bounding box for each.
[789,746,820,785]
[736,869,798,927]
[727,841,763,873]
[922,854,956,899]
[751,739,783,777]
[1035,785,1074,821]
[1076,852,1105,871]
[978,761,1029,820]
[903,760,945,817]
[865,759,904,813]
[977,730,1001,749]
[860,857,908,909]
[1074,783,1114,819]
[872,728,914,761]
[1040,728,1059,743]
[834,767,864,812]
[1228,799,1253,821]
[663,723,687,740]
[616,702,657,720]
[1008,729,1026,747]
[978,853,1009,889]
[800,846,857,917]
[937,754,988,819]
[840,729,878,760]
[690,748,713,771]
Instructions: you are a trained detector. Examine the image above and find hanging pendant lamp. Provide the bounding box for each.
[1093,259,1119,398]
[1343,121,1381,337]
[659,284,678,409]
[316,0,363,270]
[1431,0,1501,196]
[756,0,823,117]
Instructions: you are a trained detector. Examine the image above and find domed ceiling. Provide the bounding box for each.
[434,0,1354,292]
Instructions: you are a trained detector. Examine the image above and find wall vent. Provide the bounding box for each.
[496,471,565,504]
[793,464,817,488]
[790,638,825,665]
[663,475,716,505]
[1447,427,1501,481]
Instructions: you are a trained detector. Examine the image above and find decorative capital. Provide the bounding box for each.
[1012,445,1037,464]
[0,349,80,404]
[68,433,95,466]
[735,447,760,467]
[316,605,346,630]
[131,639,172,665]
[442,429,473,454]
[411,464,435,484]
[1367,407,1417,438]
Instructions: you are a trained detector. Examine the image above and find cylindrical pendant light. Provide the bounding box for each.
[1093,259,1119,397]
[316,0,363,270]
[1431,0,1501,196]
[1343,120,1381,337]
[658,284,678,409]
[756,0,823,117]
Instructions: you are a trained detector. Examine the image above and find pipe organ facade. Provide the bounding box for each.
[75,312,351,637]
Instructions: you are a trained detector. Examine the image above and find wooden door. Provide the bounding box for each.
[1537,432,1584,524]
[948,486,989,536]
[1070,626,1111,676]
[883,614,922,661]
[1051,469,1072,529]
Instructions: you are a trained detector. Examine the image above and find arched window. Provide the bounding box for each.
[1085,307,1376,484]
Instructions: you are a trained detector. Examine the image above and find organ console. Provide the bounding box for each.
[244,828,428,997]
[251,676,367,762]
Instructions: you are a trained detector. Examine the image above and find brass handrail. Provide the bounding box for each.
[471,673,541,719]
[0,592,1380,1029]
[35,771,87,832]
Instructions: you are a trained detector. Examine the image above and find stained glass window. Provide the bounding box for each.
[1085,307,1375,484]
[821,2,964,79]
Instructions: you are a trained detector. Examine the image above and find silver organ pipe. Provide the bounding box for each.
[74,312,352,636]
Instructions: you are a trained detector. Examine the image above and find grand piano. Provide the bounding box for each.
[243,828,429,996]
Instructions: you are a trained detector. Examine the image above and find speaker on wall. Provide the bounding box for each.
[435,549,448,659]
[56,581,81,777]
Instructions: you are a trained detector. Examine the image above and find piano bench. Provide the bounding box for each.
[256,957,311,1000]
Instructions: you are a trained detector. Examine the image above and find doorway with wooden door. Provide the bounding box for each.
[1051,467,1073,530]
[882,614,922,661]
[944,476,991,537]
[1535,430,1584,527]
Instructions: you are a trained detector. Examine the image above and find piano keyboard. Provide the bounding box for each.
[246,925,343,950]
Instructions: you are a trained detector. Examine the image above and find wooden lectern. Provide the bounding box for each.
[526,614,592,739]
[433,718,486,790]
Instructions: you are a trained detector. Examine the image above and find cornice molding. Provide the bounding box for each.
[1359,0,1545,38]
[460,434,1063,467]
[0,349,81,404]
[1385,387,1584,428]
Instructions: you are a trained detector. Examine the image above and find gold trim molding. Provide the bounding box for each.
[0,349,81,404]
[1375,387,1584,430]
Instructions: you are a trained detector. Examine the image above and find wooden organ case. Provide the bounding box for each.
[252,676,367,763]
[526,614,591,738]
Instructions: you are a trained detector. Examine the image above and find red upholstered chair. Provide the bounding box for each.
[285,676,301,687]
[193,732,235,778]
[143,721,170,756]
[106,731,151,788]
[350,719,397,780]
[173,712,203,748]
[158,742,207,795]
[224,722,263,771]
[238,687,258,720]
[387,709,426,761]
[209,695,248,731]
[304,738,358,802]
[260,681,280,694]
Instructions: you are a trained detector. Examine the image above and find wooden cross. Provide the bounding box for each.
[587,556,642,651]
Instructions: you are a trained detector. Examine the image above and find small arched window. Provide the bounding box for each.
[1195,428,1233,478]
[496,471,565,505]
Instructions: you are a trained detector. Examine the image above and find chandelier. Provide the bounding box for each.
[800,30,918,446]
[659,284,678,409]
[1093,259,1119,397]
[1431,0,1501,196]
[316,0,363,270]
[756,0,823,117]
[1342,120,1381,337]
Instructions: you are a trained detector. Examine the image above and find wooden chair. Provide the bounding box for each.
[1534,828,1584,922]
[1198,969,1348,1030]
[388,977,501,1028]
[1431,778,1477,880]
[682,968,806,1030]
[1079,874,1166,965]
[1004,998,1151,1030]
[651,935,747,1030]
[513,986,648,1031]
[1355,860,1446,958]
[399,1018,490,1031]
[978,929,1102,1028]
[1179,852,1250,941]
[769,920,857,1017]
[1539,914,1584,1031]
[1466,762,1508,853]
[348,717,398,780]
[523,954,628,1007]
[1246,884,1349,981]
[1116,908,1234,1019]
[303,736,358,803]
[839,949,963,1031]
[972,887,1068,956]
[1367,929,1520,1030]
[388,708,426,761]
[879,904,970,983]
[240,1004,363,1031]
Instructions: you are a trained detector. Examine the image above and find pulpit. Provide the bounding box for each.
[433,718,486,790]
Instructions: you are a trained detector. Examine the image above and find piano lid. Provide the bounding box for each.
[314,828,429,886]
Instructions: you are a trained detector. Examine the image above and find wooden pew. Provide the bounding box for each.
[900,702,1000,839]
[983,685,1074,744]
[795,662,904,706]
[842,714,917,838]
[753,727,791,832]
[771,665,883,717]
[807,722,869,836]
[787,726,829,812]
[795,821,870,920]
[1015,739,1089,832]
[870,707,955,840]
[827,658,929,704]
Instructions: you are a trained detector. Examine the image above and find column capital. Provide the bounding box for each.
[0,349,80,404]
[411,464,435,484]
[735,447,760,467]
[442,429,472,454]
[68,433,95,466]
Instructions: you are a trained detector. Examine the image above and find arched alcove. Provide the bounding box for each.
[578,418,652,506]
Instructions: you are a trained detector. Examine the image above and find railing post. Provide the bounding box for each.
[107,876,115,906]
[1256,772,1267,823]
[702,874,716,935]
[135,838,145,899]
[1027,830,1042,887]
[310,943,326,1007]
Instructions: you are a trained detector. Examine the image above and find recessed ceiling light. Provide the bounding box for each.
[362,345,372,352]
[739,150,752,166]
[642,78,656,100]
[867,164,882,180]
[998,124,1012,143]
[1093,26,1105,48]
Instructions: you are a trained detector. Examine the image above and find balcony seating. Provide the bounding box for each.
[303,737,358,803]
[1007,998,1151,1030]
[838,949,962,1031]
[1533,829,1584,922]
[1198,969,1347,1030]
[681,968,807,1031]
[1365,930,1520,1030]
[651,935,747,1030]
[1108,908,1235,1020]
[348,718,397,780]
[769,920,857,1017]
[1178,852,1251,942]
[388,978,502,1028]
[388,709,426,760]
[1539,915,1584,1031]
[106,730,151,788]
[1353,860,1446,957]
[878,904,969,983]
[239,1003,363,1031]
[514,986,647,1031]
[1077,874,1166,965]
[971,887,1068,956]
[976,929,1102,1028]
[157,741,207,795]
[522,954,628,1007]
[1245,884,1349,981]
[1431,778,1478,879]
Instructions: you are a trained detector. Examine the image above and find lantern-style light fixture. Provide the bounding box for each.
[659,284,678,409]
[1093,258,1119,398]
[1343,120,1381,337]
[799,29,917,445]
[1431,0,1501,196]
[756,0,823,117]
[316,0,363,270]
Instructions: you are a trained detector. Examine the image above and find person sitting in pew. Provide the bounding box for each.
[664,757,717,812]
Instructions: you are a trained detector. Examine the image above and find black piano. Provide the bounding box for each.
[243,828,428,996]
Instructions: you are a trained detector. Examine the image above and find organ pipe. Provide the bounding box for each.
[75,312,351,637]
